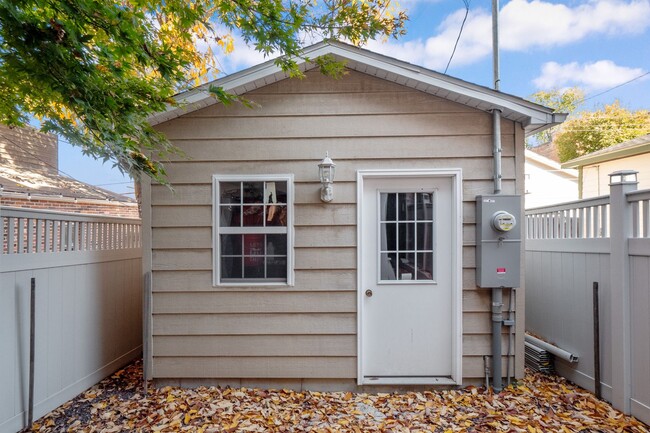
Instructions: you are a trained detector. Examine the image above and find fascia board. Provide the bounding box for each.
[322,43,557,123]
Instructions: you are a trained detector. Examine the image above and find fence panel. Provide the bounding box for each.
[0,207,142,433]
[526,186,650,425]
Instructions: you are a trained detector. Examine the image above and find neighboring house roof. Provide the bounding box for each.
[148,41,566,135]
[562,134,650,169]
[0,125,134,203]
[530,141,560,163]
[525,149,578,180]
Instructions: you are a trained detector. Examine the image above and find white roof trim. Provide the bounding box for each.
[148,41,565,134]
[525,149,578,179]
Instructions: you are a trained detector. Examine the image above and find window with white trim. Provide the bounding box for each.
[213,175,293,285]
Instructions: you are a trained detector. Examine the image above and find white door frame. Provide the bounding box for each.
[356,169,463,385]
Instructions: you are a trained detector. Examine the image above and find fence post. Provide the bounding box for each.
[609,170,638,413]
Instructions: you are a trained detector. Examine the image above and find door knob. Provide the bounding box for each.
[365,289,373,297]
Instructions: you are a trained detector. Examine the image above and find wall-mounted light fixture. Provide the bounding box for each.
[318,152,336,202]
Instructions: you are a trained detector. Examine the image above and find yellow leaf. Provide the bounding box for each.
[184,413,191,424]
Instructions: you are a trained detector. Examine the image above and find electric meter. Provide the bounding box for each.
[491,211,516,232]
[476,195,521,288]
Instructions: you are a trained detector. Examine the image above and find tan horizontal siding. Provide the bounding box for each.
[295,247,356,270]
[152,291,356,314]
[153,227,212,249]
[152,205,211,228]
[163,135,515,161]
[185,90,480,117]
[153,356,356,379]
[160,157,516,183]
[153,249,211,271]
[463,334,511,355]
[252,69,408,94]
[153,335,356,357]
[155,113,511,140]
[153,313,356,335]
[463,357,509,379]
[152,269,356,292]
[294,226,356,247]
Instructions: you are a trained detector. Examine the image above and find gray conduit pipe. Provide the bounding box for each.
[525,333,579,363]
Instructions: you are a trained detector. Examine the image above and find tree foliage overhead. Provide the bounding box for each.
[527,87,584,147]
[555,102,650,162]
[0,0,406,182]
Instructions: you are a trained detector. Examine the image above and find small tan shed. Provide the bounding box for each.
[142,41,562,390]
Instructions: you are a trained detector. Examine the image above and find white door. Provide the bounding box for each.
[358,171,461,385]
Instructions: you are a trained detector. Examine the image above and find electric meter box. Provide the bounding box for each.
[476,194,522,288]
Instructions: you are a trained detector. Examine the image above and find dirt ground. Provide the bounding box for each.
[31,360,648,432]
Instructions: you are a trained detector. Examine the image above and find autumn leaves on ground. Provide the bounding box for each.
[33,360,647,433]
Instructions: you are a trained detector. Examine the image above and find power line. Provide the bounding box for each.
[580,71,650,103]
[444,0,471,75]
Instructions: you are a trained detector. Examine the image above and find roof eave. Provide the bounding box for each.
[562,142,650,169]
[148,41,562,130]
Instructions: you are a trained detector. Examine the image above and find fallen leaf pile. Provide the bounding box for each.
[32,360,648,432]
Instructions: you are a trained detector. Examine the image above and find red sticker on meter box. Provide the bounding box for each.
[497,268,507,274]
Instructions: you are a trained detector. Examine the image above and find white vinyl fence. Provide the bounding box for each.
[1,207,142,433]
[525,171,650,425]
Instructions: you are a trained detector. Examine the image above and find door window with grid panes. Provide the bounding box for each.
[378,191,436,282]
[214,175,293,285]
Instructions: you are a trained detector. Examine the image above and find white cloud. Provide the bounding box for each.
[533,60,647,90]
[366,0,650,71]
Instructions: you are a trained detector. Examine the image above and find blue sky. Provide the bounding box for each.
[59,0,650,196]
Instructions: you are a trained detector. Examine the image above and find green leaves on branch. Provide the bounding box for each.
[0,0,407,183]
[555,102,650,162]
[527,87,584,147]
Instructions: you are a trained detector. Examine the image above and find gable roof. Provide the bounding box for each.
[525,149,578,180]
[0,125,134,203]
[562,134,650,168]
[148,41,565,135]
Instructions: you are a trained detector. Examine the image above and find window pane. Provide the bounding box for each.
[265,181,288,204]
[244,256,265,278]
[242,205,264,226]
[417,193,434,220]
[220,205,241,227]
[398,252,416,280]
[221,256,242,279]
[243,182,264,203]
[380,193,396,222]
[243,234,264,256]
[417,252,434,280]
[267,256,287,278]
[266,205,287,226]
[266,234,287,255]
[417,222,433,250]
[274,182,288,204]
[380,222,396,251]
[220,182,241,204]
[380,252,397,280]
[221,234,242,255]
[398,193,415,221]
[398,222,415,250]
